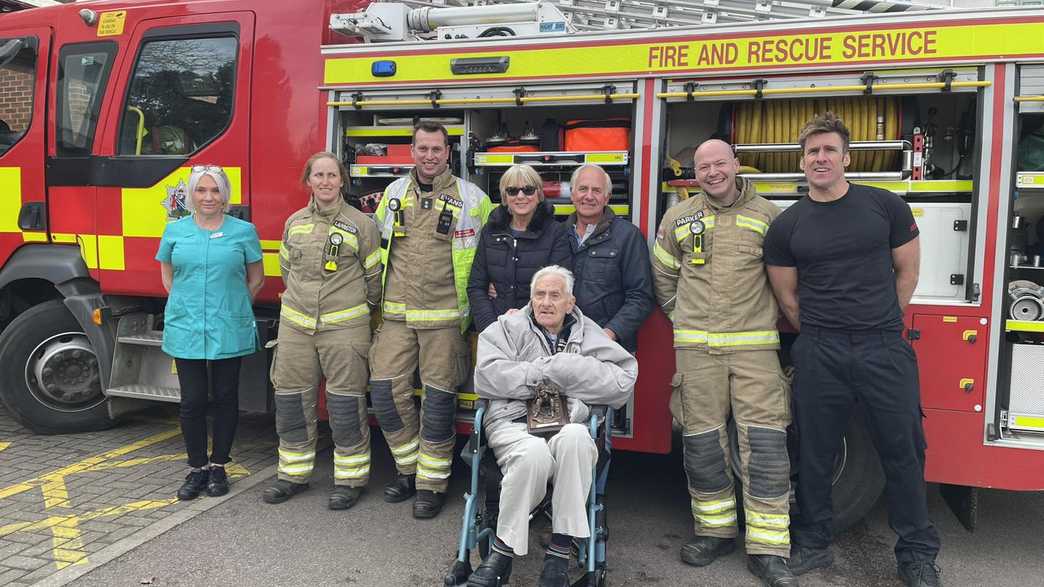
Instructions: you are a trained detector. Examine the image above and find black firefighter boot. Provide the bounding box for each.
[383,473,416,503]
[680,536,736,567]
[748,554,799,587]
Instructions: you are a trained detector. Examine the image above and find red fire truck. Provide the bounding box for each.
[2,0,1044,529]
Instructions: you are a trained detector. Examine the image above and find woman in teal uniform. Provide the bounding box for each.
[157,165,264,500]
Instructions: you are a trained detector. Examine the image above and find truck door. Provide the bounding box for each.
[94,13,255,295]
[0,27,51,261]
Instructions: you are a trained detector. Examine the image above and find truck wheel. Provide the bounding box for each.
[728,406,884,533]
[0,299,113,434]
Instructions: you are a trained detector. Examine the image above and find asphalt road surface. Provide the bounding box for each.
[67,432,1044,587]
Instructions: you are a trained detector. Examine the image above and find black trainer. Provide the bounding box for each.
[383,474,416,503]
[413,489,445,519]
[177,469,209,501]
[467,551,513,587]
[262,479,309,504]
[748,554,799,587]
[680,536,736,567]
[898,561,942,587]
[537,553,570,587]
[328,486,363,510]
[206,466,229,497]
[788,546,833,575]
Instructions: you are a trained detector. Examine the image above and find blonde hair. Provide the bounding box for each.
[498,164,544,201]
[186,165,232,213]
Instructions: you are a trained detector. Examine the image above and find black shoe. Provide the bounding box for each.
[206,466,229,497]
[748,555,799,587]
[328,486,363,510]
[384,474,416,503]
[467,551,513,587]
[177,469,209,501]
[788,546,833,575]
[898,561,942,587]
[680,536,736,567]
[413,489,445,519]
[538,554,570,587]
[262,479,309,504]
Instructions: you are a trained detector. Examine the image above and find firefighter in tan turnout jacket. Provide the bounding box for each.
[370,123,493,519]
[653,140,797,587]
[263,153,382,511]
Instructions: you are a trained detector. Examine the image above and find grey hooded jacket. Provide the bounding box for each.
[474,304,638,430]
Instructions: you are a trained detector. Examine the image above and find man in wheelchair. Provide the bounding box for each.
[468,265,637,587]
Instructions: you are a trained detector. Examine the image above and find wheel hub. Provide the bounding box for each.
[28,333,102,408]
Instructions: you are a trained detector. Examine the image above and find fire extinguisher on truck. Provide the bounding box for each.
[1,0,1044,532]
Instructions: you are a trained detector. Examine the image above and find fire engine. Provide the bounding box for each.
[2,0,1044,530]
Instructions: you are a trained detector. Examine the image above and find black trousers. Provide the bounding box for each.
[175,357,242,468]
[791,327,940,564]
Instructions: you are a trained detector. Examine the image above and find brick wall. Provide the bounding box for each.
[0,68,33,131]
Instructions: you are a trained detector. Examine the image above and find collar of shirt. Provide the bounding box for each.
[574,222,596,246]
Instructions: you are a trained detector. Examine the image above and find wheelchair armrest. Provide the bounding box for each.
[468,399,491,454]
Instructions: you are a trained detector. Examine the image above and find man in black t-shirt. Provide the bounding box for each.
[763,113,941,587]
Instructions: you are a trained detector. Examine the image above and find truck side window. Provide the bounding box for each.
[117,36,237,156]
[56,42,116,157]
[0,36,37,157]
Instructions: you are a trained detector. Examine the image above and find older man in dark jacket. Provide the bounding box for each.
[566,164,655,351]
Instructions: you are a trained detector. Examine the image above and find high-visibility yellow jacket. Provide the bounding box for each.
[652,178,781,353]
[375,169,493,331]
[278,197,382,334]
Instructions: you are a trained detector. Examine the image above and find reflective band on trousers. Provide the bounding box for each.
[390,438,419,466]
[746,527,791,546]
[736,214,769,236]
[279,449,315,476]
[674,329,780,347]
[691,497,737,528]
[334,454,371,480]
[383,300,406,317]
[653,242,680,271]
[406,308,462,323]
[280,304,317,330]
[417,453,452,479]
[746,511,790,529]
[320,303,370,325]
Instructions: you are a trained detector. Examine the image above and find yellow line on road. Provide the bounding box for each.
[0,428,181,501]
[0,499,177,538]
[0,441,9,452]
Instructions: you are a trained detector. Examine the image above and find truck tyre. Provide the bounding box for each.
[0,299,113,434]
[728,406,884,534]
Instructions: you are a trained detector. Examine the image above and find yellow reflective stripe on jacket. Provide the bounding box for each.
[746,527,791,546]
[363,249,380,270]
[330,226,359,251]
[736,214,769,236]
[383,300,406,318]
[405,307,462,324]
[288,224,314,236]
[746,511,790,529]
[279,243,290,262]
[673,329,780,347]
[281,304,318,330]
[673,215,716,241]
[653,242,681,271]
[320,303,370,325]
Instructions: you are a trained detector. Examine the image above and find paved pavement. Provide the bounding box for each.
[2,403,1044,586]
[0,404,278,586]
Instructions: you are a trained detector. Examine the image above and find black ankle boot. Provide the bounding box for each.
[328,486,363,510]
[680,536,736,567]
[177,469,209,501]
[413,489,445,519]
[262,479,309,504]
[383,474,416,503]
[748,554,799,587]
[206,466,229,497]
[467,551,513,587]
[538,553,570,587]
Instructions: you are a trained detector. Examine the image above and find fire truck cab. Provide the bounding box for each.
[2,0,1044,530]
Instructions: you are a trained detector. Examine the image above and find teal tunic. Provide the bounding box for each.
[156,214,263,360]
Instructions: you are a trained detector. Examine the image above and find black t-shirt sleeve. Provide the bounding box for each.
[884,192,919,249]
[763,210,796,267]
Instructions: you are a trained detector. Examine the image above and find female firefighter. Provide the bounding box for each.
[263,152,383,510]
[157,165,264,500]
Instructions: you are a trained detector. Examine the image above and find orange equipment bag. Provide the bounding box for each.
[486,144,539,153]
[563,119,630,151]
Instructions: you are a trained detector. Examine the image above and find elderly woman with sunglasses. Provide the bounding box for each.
[157,165,264,501]
[468,164,573,334]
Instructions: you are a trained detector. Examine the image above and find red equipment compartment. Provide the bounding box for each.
[563,119,630,151]
[356,144,412,164]
[910,314,988,412]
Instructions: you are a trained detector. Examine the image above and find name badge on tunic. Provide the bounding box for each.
[210,232,225,239]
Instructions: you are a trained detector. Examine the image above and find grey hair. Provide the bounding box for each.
[186,166,232,213]
[531,265,574,296]
[569,164,611,198]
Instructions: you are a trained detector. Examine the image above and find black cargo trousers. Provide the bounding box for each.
[790,326,940,564]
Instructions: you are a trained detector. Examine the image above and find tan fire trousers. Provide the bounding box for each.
[369,320,469,493]
[271,324,371,487]
[671,349,792,557]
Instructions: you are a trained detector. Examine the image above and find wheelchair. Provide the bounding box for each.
[445,400,613,587]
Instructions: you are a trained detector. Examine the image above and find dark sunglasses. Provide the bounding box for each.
[504,185,538,197]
